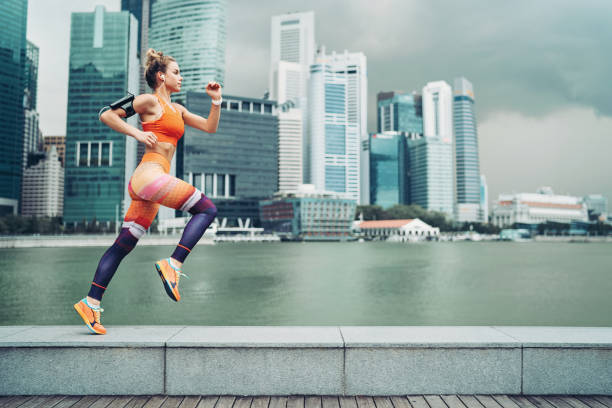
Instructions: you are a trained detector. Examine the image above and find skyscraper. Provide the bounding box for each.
[369,132,407,209]
[454,77,482,222]
[121,0,152,94]
[22,40,40,173]
[64,6,139,224]
[277,101,303,192]
[21,146,64,217]
[308,48,367,203]
[377,91,423,134]
[480,174,489,222]
[412,81,454,217]
[184,91,278,226]
[269,11,314,107]
[0,0,27,216]
[149,0,226,102]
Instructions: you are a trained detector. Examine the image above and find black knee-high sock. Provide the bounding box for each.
[171,194,217,263]
[88,227,139,300]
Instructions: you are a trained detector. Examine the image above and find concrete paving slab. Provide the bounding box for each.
[166,326,344,347]
[523,347,612,395]
[0,326,32,339]
[0,325,186,347]
[340,326,520,348]
[0,347,164,395]
[166,346,344,395]
[345,347,522,395]
[493,326,612,348]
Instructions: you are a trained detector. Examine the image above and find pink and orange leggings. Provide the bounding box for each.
[88,152,217,300]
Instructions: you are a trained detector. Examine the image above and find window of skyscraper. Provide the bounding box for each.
[217,174,225,197]
[101,143,110,166]
[90,142,99,166]
[193,173,202,191]
[205,173,214,196]
[229,174,236,197]
[242,101,250,112]
[264,104,272,114]
[78,143,88,167]
[253,103,261,113]
[230,102,239,110]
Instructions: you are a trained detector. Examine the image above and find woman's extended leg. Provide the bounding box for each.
[128,170,217,301]
[74,195,159,334]
[86,199,160,303]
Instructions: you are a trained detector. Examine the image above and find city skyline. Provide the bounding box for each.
[26,0,612,207]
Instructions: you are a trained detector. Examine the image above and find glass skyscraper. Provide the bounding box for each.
[64,6,139,224]
[369,132,408,209]
[308,49,367,203]
[0,0,27,215]
[377,92,423,134]
[149,0,226,101]
[454,77,481,221]
[184,91,278,226]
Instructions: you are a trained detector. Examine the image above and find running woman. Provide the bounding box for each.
[73,49,222,334]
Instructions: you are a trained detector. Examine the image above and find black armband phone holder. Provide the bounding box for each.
[99,92,136,119]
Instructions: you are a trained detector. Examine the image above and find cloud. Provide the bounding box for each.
[479,106,612,204]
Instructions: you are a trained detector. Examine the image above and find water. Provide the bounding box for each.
[1,241,611,326]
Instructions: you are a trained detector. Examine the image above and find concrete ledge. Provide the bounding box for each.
[0,326,610,396]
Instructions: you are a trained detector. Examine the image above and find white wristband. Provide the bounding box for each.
[212,97,222,106]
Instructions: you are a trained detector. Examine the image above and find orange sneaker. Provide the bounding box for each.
[73,298,106,335]
[155,258,189,302]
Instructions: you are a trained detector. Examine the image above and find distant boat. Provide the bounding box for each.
[500,229,532,241]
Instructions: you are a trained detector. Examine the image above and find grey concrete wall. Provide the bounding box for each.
[0,326,610,396]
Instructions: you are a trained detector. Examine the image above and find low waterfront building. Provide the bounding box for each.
[21,146,64,217]
[492,187,588,227]
[583,194,608,221]
[356,218,439,241]
[259,184,356,241]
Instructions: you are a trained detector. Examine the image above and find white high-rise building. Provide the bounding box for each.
[270,12,315,189]
[270,11,314,105]
[21,146,64,217]
[423,81,453,141]
[277,102,303,192]
[308,48,367,203]
[414,80,454,217]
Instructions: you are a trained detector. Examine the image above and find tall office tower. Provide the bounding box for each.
[453,77,482,222]
[411,80,454,217]
[270,11,315,192]
[308,48,367,203]
[480,174,488,222]
[121,0,152,164]
[22,40,40,173]
[377,91,423,134]
[21,146,64,217]
[369,132,408,209]
[277,101,303,192]
[269,11,314,106]
[149,0,226,102]
[64,6,139,224]
[184,92,278,227]
[0,0,27,216]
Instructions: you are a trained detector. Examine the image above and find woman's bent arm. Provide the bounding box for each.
[179,103,220,133]
[99,94,159,147]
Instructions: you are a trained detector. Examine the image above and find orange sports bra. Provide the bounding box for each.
[141,94,185,146]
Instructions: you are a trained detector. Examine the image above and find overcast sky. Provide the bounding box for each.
[27,0,612,206]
